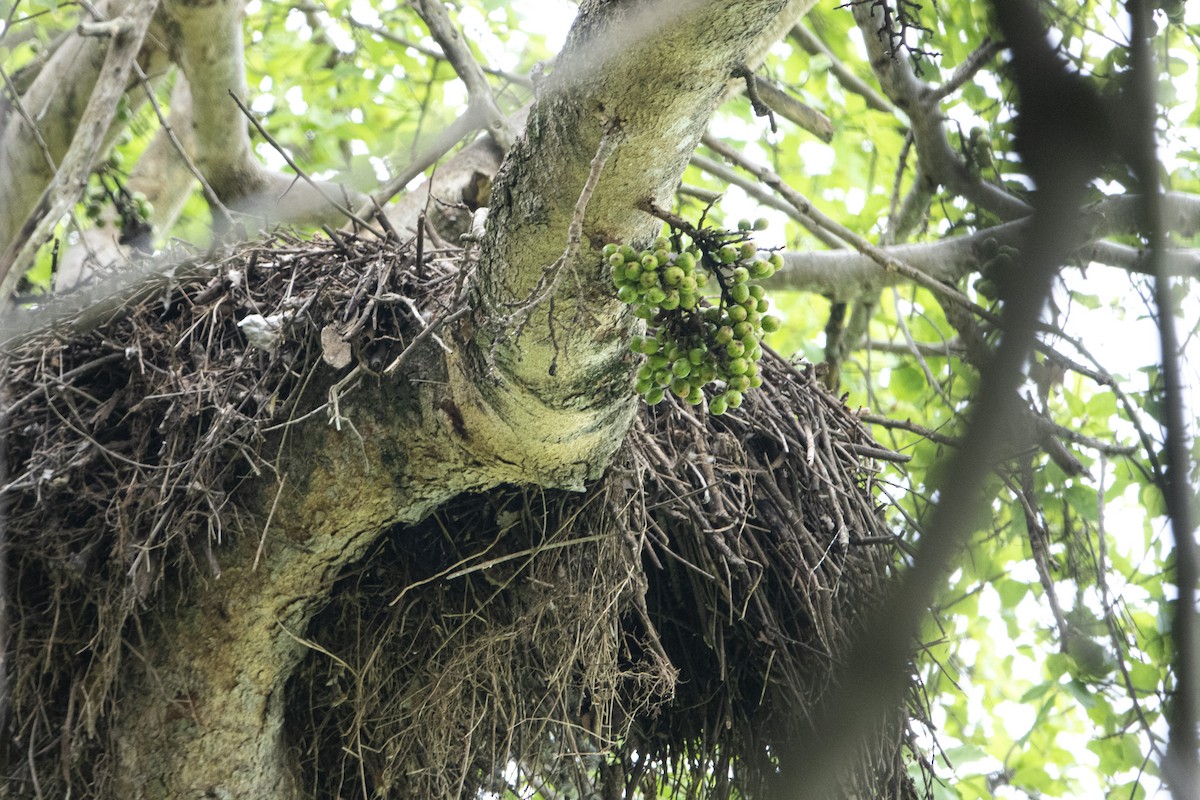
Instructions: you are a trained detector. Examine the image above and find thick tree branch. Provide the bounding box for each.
[770,192,1200,299]
[463,0,808,483]
[162,0,365,231]
[0,0,160,301]
[411,0,515,151]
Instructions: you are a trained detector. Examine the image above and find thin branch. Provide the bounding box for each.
[1130,1,1198,793]
[357,109,482,219]
[750,74,833,142]
[133,66,233,230]
[332,9,533,87]
[930,37,1004,101]
[227,91,384,237]
[689,152,847,249]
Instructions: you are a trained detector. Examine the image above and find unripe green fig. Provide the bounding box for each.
[974,277,999,299]
[641,254,659,270]
[728,357,749,375]
[603,243,619,258]
[608,252,625,268]
[686,386,704,405]
[645,387,666,405]
[731,284,750,304]
[740,241,756,260]
[672,358,692,378]
[732,267,750,284]
[617,285,639,303]
[725,390,743,409]
[753,217,769,231]
[728,375,751,392]
[761,314,781,333]
[719,244,739,264]
[727,305,748,323]
[737,218,752,231]
[726,340,746,358]
[709,394,728,415]
[670,377,692,398]
[663,266,684,286]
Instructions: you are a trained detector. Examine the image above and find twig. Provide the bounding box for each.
[384,305,470,375]
[500,123,621,320]
[133,67,233,230]
[252,473,287,571]
[356,110,481,219]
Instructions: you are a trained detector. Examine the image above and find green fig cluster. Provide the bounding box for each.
[606,219,783,415]
[974,237,1019,300]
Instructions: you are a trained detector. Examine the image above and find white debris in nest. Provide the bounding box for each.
[237,311,290,351]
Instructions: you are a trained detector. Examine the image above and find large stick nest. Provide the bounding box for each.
[0,233,923,799]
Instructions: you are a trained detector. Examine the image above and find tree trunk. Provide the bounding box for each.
[80,1,807,795]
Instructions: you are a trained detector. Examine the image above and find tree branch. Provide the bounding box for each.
[851,1,1030,220]
[411,0,516,151]
[769,192,1200,299]
[0,0,159,302]
[1129,1,1199,792]
[161,0,365,231]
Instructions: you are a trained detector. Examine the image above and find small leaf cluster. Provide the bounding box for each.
[606,219,783,415]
